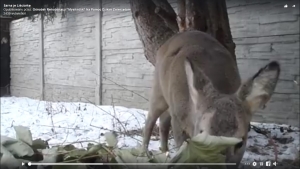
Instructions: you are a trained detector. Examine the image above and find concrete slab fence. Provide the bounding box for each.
[8,0,299,126]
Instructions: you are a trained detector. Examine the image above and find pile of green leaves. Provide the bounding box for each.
[1,126,242,169]
[1,126,46,169]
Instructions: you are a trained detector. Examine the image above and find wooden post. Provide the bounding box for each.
[39,13,45,100]
[95,0,103,105]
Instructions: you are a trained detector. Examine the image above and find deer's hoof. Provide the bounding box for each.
[159,146,168,153]
[141,149,154,159]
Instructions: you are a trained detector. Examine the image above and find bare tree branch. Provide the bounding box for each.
[152,0,177,17]
[177,0,236,62]
[185,0,196,30]
[177,0,186,32]
[152,0,178,33]
[216,0,237,61]
[154,7,178,33]
[185,0,236,62]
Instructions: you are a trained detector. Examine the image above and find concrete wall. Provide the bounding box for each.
[101,0,153,108]
[43,0,99,103]
[10,16,41,98]
[227,0,299,126]
[9,0,299,126]
[10,0,100,103]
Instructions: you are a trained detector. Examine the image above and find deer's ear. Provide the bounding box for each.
[237,61,280,113]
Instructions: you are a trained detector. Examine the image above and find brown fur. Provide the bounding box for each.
[143,30,280,166]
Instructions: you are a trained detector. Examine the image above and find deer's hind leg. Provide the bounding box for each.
[169,96,192,149]
[143,78,169,157]
[170,116,189,150]
[159,110,171,152]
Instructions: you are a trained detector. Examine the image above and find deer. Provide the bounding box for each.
[142,30,280,167]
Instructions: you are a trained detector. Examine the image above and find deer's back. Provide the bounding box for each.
[155,31,241,98]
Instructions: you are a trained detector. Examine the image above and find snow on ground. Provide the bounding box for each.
[1,96,299,166]
[0,96,151,149]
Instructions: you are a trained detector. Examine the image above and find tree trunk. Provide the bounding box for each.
[129,0,177,65]
[129,0,236,66]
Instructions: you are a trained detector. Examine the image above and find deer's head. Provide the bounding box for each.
[185,59,280,165]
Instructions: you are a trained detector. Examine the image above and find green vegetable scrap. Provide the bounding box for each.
[169,132,242,169]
